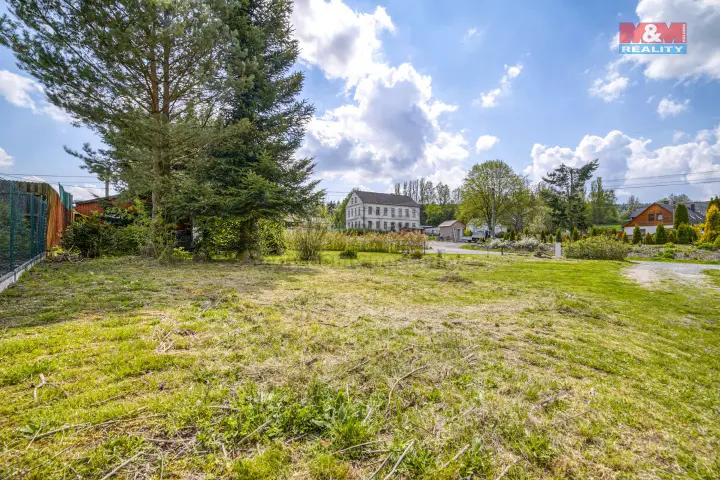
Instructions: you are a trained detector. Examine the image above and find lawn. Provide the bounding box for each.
[1,254,719,479]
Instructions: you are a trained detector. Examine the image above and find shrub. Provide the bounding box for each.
[696,243,715,250]
[61,217,146,257]
[664,242,675,248]
[508,228,517,241]
[515,237,541,251]
[667,230,677,243]
[288,219,327,261]
[555,229,562,242]
[338,247,358,259]
[632,225,642,244]
[463,228,472,236]
[620,231,629,243]
[488,239,510,249]
[676,223,693,244]
[714,235,720,250]
[673,203,689,228]
[540,231,547,243]
[700,205,720,243]
[571,227,580,242]
[564,236,630,260]
[654,223,667,244]
[643,233,654,245]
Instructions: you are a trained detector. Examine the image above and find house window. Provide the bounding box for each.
[376,207,380,215]
[367,221,372,229]
[405,209,409,217]
[383,221,387,230]
[405,222,409,228]
[391,208,395,217]
[648,214,654,221]
[412,223,416,228]
[383,207,388,216]
[398,209,402,217]
[640,229,646,235]
[390,222,395,231]
[657,213,663,221]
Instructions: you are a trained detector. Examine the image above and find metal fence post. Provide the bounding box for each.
[30,195,36,257]
[9,182,15,271]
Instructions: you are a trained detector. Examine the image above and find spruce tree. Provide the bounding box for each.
[555,228,562,242]
[655,223,667,244]
[571,227,580,242]
[632,226,642,244]
[643,233,654,245]
[178,0,322,254]
[673,203,689,229]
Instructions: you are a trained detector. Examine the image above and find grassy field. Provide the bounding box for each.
[1,254,719,479]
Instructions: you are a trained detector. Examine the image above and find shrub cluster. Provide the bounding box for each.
[564,236,630,260]
[321,231,425,254]
[61,218,147,258]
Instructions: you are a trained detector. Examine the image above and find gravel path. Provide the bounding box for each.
[426,241,502,256]
[625,261,720,287]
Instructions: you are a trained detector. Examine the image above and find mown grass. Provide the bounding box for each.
[1,254,719,478]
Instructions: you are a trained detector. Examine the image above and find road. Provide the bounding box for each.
[425,241,502,255]
[625,260,720,287]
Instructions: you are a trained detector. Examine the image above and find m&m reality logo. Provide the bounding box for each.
[619,22,687,54]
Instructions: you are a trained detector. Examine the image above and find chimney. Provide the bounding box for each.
[663,200,669,205]
[690,203,695,212]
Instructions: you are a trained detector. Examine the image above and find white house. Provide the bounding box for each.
[345,191,421,231]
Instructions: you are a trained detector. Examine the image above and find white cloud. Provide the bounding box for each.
[463,27,484,45]
[475,135,499,152]
[291,0,394,85]
[673,131,686,143]
[22,175,46,182]
[525,124,720,200]
[657,96,689,118]
[66,184,105,201]
[0,69,71,122]
[464,28,478,41]
[303,62,469,187]
[296,0,470,190]
[0,147,13,168]
[620,0,720,80]
[475,63,523,108]
[589,62,629,102]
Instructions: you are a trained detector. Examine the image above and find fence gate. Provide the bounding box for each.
[1,178,48,281]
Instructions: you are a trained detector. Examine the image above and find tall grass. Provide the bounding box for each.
[290,230,426,254]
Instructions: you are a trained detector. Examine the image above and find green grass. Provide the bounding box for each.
[1,255,719,478]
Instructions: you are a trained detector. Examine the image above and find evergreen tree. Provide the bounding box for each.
[632,225,642,244]
[676,223,691,244]
[710,196,720,211]
[667,230,676,244]
[541,159,599,230]
[555,228,562,242]
[673,203,689,229]
[178,0,322,253]
[588,177,618,225]
[700,205,720,243]
[2,0,238,220]
[655,223,667,244]
[571,226,580,242]
[643,233,654,245]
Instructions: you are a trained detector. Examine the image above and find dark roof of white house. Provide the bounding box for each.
[354,191,419,207]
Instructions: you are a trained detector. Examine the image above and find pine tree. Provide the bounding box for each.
[655,223,667,244]
[555,228,562,242]
[643,233,654,245]
[632,226,642,244]
[571,226,580,242]
[1,1,238,220]
[673,203,689,229]
[541,159,598,230]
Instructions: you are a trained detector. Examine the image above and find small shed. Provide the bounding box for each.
[438,220,465,242]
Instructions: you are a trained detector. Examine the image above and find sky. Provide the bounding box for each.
[1,0,719,203]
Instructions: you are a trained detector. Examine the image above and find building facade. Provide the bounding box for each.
[623,201,706,237]
[345,191,421,231]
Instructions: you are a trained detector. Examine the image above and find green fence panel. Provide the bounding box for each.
[1,179,48,278]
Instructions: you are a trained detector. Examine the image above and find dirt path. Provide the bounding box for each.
[625,261,720,288]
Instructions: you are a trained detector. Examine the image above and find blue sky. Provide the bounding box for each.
[1,0,719,201]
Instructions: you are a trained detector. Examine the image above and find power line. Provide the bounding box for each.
[0,173,98,178]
